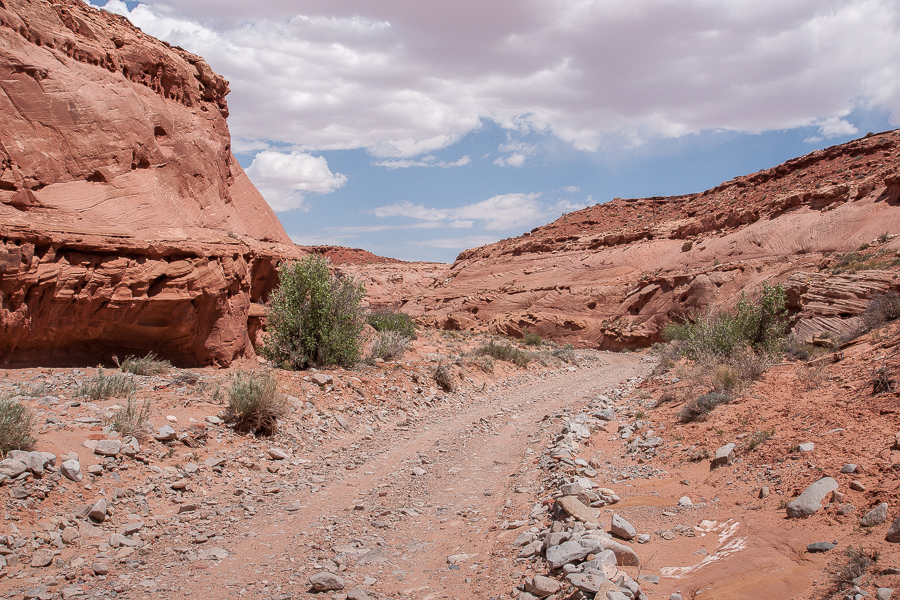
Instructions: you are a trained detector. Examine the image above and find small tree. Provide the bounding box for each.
[262,255,366,369]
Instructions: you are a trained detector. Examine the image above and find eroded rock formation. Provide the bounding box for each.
[0,0,296,365]
[369,131,900,349]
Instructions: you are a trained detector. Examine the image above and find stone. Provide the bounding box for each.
[0,458,27,478]
[579,536,640,566]
[198,547,229,560]
[155,425,177,441]
[546,540,590,569]
[30,549,54,567]
[786,477,839,518]
[91,562,110,575]
[841,464,858,474]
[637,534,651,544]
[311,373,333,386]
[759,486,770,499]
[93,439,122,457]
[89,499,108,522]
[711,443,735,467]
[267,448,289,460]
[678,496,694,508]
[121,437,140,456]
[61,459,82,482]
[23,586,52,600]
[310,572,345,591]
[518,540,542,558]
[347,590,372,600]
[61,527,80,545]
[839,503,856,515]
[556,495,599,525]
[806,541,837,553]
[595,408,616,421]
[526,575,561,597]
[566,573,607,594]
[611,514,637,540]
[877,588,894,600]
[850,480,866,492]
[861,503,889,527]
[886,516,900,542]
[798,442,815,452]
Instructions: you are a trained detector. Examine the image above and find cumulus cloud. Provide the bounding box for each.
[92,0,900,157]
[804,116,860,143]
[371,192,582,231]
[244,151,347,211]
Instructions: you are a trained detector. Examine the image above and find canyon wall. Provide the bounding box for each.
[0,0,297,365]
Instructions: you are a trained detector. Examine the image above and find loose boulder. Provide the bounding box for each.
[786,477,838,518]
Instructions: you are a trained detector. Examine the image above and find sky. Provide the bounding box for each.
[90,0,900,262]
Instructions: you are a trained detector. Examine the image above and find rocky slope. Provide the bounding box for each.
[0,0,296,366]
[387,131,900,349]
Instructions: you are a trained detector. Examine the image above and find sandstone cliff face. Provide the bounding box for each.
[383,131,900,349]
[0,0,295,365]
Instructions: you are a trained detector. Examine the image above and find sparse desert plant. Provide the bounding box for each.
[796,363,827,391]
[76,369,137,401]
[366,308,417,339]
[227,371,288,436]
[833,546,879,589]
[117,352,172,375]
[262,255,367,369]
[0,398,36,455]
[466,355,495,373]
[551,344,577,364]
[368,330,410,362]
[433,361,455,392]
[711,364,739,394]
[872,361,896,394]
[862,292,900,330]
[111,397,151,440]
[476,341,532,367]
[747,428,775,451]
[679,392,732,423]
[522,328,543,346]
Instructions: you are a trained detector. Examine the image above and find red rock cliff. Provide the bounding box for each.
[0,0,297,365]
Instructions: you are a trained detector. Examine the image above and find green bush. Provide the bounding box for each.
[118,352,172,375]
[262,255,367,369]
[227,371,288,435]
[366,308,416,339]
[77,369,137,401]
[0,398,36,455]
[476,341,532,367]
[522,328,543,346]
[664,283,788,359]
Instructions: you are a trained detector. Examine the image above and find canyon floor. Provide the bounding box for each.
[2,327,900,600]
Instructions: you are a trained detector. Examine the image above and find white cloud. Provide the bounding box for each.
[244,151,347,212]
[373,155,471,169]
[371,192,576,231]
[92,1,900,156]
[804,116,860,143]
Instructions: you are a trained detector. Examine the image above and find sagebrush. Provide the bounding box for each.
[368,330,410,362]
[263,255,367,369]
[227,371,288,435]
[117,352,172,375]
[0,398,36,456]
[476,341,531,367]
[433,361,455,392]
[679,392,732,423]
[77,370,137,401]
[111,397,151,440]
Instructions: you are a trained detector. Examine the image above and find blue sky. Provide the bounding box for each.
[93,1,900,262]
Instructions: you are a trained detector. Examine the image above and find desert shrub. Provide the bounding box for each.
[368,331,410,362]
[433,361,455,392]
[834,546,879,589]
[466,355,495,373]
[111,397,151,440]
[0,398,36,455]
[262,255,367,369]
[227,371,288,436]
[366,308,417,339]
[782,335,824,361]
[862,292,900,330]
[650,342,681,376]
[522,328,543,346]
[117,352,172,375]
[664,283,788,359]
[710,364,739,394]
[551,344,577,364]
[679,392,732,423]
[476,341,532,367]
[77,369,136,401]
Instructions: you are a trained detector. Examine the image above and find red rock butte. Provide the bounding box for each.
[0,0,297,366]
